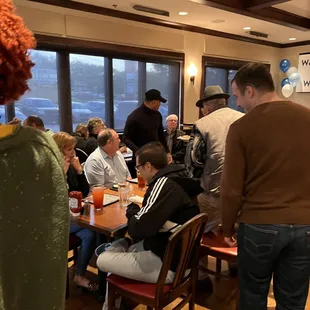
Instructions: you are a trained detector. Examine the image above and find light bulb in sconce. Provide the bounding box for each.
[188,64,198,85]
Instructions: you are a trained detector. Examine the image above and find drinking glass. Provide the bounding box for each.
[118,182,130,207]
[92,186,105,210]
[137,170,146,190]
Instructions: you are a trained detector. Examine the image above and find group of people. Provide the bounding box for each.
[1,0,310,309]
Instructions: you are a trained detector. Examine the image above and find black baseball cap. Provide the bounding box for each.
[145,89,167,103]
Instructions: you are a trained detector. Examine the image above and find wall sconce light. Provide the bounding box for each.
[188,64,198,85]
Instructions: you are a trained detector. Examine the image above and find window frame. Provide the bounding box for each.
[200,56,270,118]
[7,35,184,132]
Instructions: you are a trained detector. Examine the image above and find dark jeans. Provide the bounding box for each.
[238,223,310,310]
[70,223,96,276]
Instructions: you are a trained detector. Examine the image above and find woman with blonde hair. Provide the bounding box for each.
[0,1,69,309]
[53,132,98,291]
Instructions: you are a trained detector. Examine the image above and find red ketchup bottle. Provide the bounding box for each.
[69,191,83,214]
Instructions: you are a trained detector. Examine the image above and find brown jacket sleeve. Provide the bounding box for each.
[221,123,245,237]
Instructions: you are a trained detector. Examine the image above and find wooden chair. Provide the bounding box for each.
[75,148,88,164]
[107,213,208,310]
[66,234,81,298]
[199,231,238,309]
[199,231,237,278]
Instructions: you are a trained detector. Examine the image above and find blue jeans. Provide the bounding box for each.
[70,223,96,276]
[238,223,310,310]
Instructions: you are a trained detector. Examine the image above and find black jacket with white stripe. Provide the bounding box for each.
[126,164,201,271]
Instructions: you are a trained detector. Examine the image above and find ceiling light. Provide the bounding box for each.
[289,37,296,41]
[178,12,188,16]
[243,26,251,30]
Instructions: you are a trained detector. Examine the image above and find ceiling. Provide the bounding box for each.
[23,0,310,45]
[275,0,310,18]
[70,0,310,44]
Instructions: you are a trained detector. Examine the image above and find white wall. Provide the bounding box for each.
[15,0,286,123]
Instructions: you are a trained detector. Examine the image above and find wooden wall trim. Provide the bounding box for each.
[34,34,185,63]
[281,41,310,48]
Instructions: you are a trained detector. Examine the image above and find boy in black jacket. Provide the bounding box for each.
[97,142,201,309]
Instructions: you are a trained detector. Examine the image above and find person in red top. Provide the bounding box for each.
[221,63,310,309]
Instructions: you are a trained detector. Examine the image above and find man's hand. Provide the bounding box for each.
[119,146,127,153]
[224,236,237,247]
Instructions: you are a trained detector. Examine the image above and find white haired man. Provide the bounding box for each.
[165,114,186,164]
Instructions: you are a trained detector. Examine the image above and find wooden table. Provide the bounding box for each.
[77,184,146,237]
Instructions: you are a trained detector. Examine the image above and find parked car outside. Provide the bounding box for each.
[0,106,27,123]
[15,102,46,118]
[87,101,105,120]
[21,98,59,124]
[72,102,92,122]
[114,100,139,130]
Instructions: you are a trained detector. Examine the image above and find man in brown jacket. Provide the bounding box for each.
[221,63,310,309]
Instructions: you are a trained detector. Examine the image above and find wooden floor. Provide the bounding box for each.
[65,257,310,310]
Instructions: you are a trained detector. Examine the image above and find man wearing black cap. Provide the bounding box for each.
[123,89,169,157]
[186,85,244,233]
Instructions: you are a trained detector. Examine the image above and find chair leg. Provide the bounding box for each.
[189,297,195,310]
[107,285,117,310]
[216,258,222,277]
[73,248,79,265]
[66,269,69,299]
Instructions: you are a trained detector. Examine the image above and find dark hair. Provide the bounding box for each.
[75,123,88,139]
[24,115,44,127]
[232,63,274,95]
[98,128,113,147]
[136,142,168,170]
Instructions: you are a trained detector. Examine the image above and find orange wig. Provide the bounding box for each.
[0,0,36,105]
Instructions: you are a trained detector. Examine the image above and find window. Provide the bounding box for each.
[70,54,105,129]
[146,62,179,126]
[0,106,6,124]
[113,59,139,130]
[202,57,257,115]
[205,67,242,111]
[8,36,183,132]
[205,67,242,112]
[17,50,59,131]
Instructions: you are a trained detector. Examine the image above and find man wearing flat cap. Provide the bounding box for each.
[186,85,244,232]
[123,89,169,157]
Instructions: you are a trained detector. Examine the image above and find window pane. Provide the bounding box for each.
[0,106,6,124]
[70,54,105,129]
[205,67,228,92]
[228,69,244,112]
[17,50,59,132]
[113,59,139,130]
[146,63,179,126]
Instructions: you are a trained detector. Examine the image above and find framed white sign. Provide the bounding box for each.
[296,53,310,93]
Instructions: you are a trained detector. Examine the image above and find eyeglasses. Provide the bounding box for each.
[135,163,145,171]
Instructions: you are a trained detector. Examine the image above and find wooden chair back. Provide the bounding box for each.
[155,213,208,308]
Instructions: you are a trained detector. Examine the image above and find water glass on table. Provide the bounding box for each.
[92,186,105,210]
[118,182,130,207]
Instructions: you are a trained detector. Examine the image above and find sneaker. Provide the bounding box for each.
[95,243,112,257]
